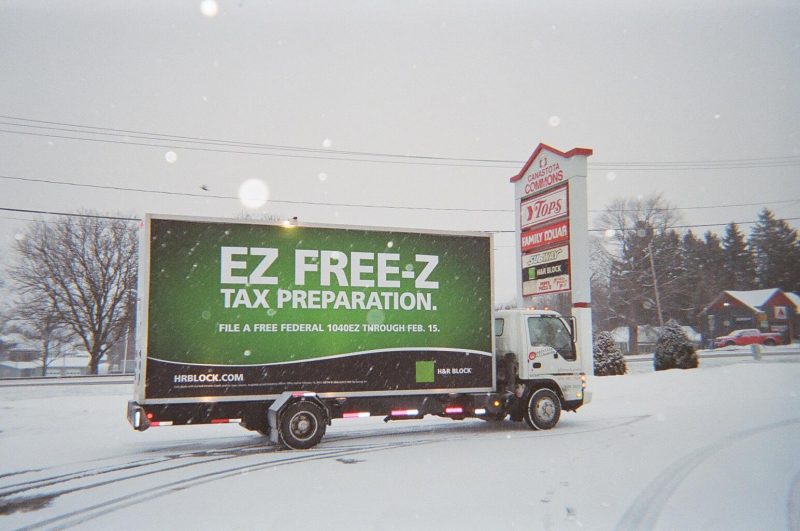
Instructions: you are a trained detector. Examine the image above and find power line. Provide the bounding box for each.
[0,175,509,213]
[2,173,798,215]
[592,155,800,165]
[587,198,800,213]
[589,218,800,233]
[0,116,519,166]
[2,114,799,170]
[590,158,800,170]
[0,207,137,221]
[0,129,519,170]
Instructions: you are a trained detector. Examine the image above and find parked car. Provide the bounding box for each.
[713,329,782,348]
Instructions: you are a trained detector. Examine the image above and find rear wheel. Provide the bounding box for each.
[279,401,326,450]
[763,339,775,346]
[525,388,561,430]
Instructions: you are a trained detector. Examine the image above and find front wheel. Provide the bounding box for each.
[763,339,775,346]
[279,401,327,450]
[525,388,561,430]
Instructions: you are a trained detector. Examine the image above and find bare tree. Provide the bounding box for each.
[589,234,615,332]
[12,214,137,374]
[595,194,681,354]
[0,316,15,358]
[596,194,681,242]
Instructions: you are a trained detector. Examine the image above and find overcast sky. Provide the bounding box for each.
[1,0,798,301]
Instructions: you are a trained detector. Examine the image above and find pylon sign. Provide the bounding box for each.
[511,144,592,300]
[510,143,594,375]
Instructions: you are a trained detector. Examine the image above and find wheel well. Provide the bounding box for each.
[524,380,565,403]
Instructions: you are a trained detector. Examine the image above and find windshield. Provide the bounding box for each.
[527,316,575,361]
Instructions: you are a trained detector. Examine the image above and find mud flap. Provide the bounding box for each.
[267,392,295,445]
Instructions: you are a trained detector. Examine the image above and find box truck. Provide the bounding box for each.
[127,214,590,449]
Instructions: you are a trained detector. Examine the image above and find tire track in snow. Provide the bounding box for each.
[616,417,800,531]
[4,414,648,529]
[15,439,430,530]
[0,442,270,499]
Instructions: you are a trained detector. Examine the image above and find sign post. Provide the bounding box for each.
[510,144,593,375]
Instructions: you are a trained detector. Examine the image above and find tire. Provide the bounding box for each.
[278,401,327,450]
[524,388,561,430]
[725,341,735,347]
[763,339,775,346]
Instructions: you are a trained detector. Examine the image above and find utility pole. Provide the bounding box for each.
[648,242,664,327]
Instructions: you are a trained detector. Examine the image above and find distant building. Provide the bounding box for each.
[787,292,800,342]
[699,288,797,347]
[0,353,109,377]
[0,333,110,377]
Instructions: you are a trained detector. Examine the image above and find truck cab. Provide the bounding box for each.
[494,309,589,428]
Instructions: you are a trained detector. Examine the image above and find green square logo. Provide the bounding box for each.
[416,361,435,383]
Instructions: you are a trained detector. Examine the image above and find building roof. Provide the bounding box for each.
[723,288,782,312]
[786,292,800,311]
[700,288,786,315]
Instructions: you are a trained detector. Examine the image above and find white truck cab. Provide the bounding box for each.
[494,309,590,429]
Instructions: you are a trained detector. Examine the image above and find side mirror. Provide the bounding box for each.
[567,316,577,342]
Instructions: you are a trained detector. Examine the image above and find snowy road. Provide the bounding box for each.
[1,357,799,530]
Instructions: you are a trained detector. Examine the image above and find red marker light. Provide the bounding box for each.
[391,409,419,417]
[343,412,370,419]
[528,352,537,361]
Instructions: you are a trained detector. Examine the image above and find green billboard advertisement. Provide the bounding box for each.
[142,216,493,399]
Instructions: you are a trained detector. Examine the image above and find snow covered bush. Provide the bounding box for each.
[654,321,698,371]
[593,331,627,376]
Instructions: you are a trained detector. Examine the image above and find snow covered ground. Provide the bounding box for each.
[1,355,799,530]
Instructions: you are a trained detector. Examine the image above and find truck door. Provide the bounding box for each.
[525,316,579,375]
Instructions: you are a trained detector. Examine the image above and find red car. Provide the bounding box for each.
[713,328,782,348]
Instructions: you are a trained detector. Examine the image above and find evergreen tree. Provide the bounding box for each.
[654,320,698,371]
[678,231,713,324]
[749,209,800,291]
[677,232,726,327]
[721,222,756,290]
[701,232,727,294]
[593,331,627,376]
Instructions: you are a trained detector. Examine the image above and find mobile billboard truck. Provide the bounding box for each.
[128,215,589,449]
